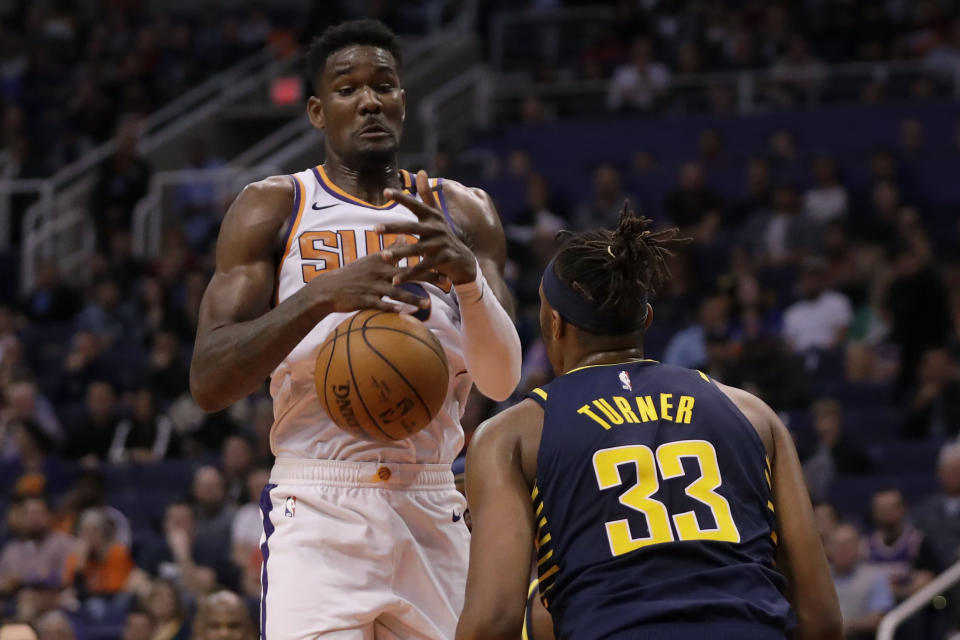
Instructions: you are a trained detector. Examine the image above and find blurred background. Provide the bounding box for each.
[0,1,959,639]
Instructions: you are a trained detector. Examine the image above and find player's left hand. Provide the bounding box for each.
[378,170,477,286]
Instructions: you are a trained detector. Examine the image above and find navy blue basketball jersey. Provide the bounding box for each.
[526,360,793,640]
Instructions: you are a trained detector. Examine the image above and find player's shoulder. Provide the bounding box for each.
[221,175,295,231]
[235,174,296,210]
[713,380,779,455]
[435,178,502,230]
[469,398,543,474]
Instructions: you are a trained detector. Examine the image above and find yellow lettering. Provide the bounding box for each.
[593,399,624,425]
[578,405,612,430]
[613,396,639,423]
[660,394,674,421]
[676,396,695,424]
[635,396,658,422]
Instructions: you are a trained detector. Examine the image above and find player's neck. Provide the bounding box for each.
[564,347,646,374]
[322,157,403,206]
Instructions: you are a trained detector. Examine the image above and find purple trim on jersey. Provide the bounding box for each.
[259,483,278,639]
[279,176,301,251]
[312,166,400,210]
[435,177,458,233]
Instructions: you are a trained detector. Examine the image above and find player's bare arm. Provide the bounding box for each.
[718,384,843,640]
[189,177,426,412]
[456,399,543,640]
[379,169,522,401]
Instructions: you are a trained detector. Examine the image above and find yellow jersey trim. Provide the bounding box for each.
[316,165,397,209]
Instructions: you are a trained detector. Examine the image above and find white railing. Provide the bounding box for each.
[16,48,296,292]
[490,7,616,72]
[492,58,960,118]
[877,558,960,640]
[20,205,96,284]
[419,65,492,172]
[132,166,279,258]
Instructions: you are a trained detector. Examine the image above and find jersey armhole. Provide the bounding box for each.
[526,387,548,408]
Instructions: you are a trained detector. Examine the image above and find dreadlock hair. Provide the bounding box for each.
[553,201,690,335]
[306,20,402,92]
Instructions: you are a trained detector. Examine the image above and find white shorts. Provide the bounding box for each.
[259,459,470,640]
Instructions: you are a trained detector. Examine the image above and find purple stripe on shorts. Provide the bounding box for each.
[259,483,278,639]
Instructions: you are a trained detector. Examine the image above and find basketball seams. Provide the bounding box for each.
[334,325,448,374]
[360,312,434,435]
[345,311,394,440]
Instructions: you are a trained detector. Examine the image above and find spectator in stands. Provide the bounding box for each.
[145,578,189,640]
[899,117,925,156]
[192,466,235,543]
[230,467,268,597]
[782,258,853,354]
[663,161,723,230]
[2,380,63,450]
[221,436,254,505]
[886,245,952,396]
[56,331,111,405]
[802,398,871,502]
[55,468,131,547]
[192,590,255,640]
[63,507,133,598]
[767,130,803,179]
[19,262,81,325]
[814,502,841,544]
[90,119,151,243]
[914,444,960,570]
[902,348,960,438]
[574,164,636,231]
[729,157,773,227]
[2,419,62,497]
[146,331,190,405]
[121,609,155,640]
[64,380,120,462]
[33,611,75,640]
[0,495,75,597]
[606,37,670,112]
[139,502,216,596]
[804,157,849,224]
[866,488,936,601]
[770,36,825,105]
[663,295,730,369]
[741,183,820,266]
[108,388,175,463]
[74,278,140,347]
[828,523,895,640]
[860,180,901,247]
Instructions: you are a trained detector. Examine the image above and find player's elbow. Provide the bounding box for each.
[189,366,229,413]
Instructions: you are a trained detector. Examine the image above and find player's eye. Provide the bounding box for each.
[337,86,355,96]
[376,83,394,93]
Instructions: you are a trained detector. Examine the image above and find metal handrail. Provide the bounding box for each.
[877,558,960,640]
[419,65,490,171]
[490,6,617,71]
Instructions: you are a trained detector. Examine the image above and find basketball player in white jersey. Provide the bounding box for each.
[189,20,521,640]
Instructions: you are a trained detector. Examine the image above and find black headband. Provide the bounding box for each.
[542,256,647,336]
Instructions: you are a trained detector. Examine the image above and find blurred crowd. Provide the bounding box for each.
[0,1,960,640]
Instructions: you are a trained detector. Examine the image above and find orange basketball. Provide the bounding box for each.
[315,310,450,442]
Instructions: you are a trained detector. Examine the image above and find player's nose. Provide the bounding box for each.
[357,86,382,114]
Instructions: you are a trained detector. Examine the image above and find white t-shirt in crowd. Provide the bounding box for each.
[783,290,853,351]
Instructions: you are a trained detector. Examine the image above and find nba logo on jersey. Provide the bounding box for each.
[619,370,632,392]
[284,496,297,518]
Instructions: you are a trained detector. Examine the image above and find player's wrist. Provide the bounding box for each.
[452,258,482,294]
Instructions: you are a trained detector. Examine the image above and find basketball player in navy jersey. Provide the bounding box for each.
[457,206,841,640]
[190,19,521,640]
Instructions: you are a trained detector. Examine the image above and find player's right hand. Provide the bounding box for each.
[307,251,430,315]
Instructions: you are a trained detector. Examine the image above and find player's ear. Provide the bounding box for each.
[644,303,654,330]
[307,96,325,130]
[550,309,565,341]
[400,88,406,122]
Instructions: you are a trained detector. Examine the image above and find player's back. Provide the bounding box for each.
[527,360,793,640]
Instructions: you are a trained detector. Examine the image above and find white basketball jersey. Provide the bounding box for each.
[270,166,472,464]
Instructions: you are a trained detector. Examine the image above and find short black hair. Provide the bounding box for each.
[553,202,689,334]
[306,20,402,90]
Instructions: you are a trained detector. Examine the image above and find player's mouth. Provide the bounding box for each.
[358,123,392,139]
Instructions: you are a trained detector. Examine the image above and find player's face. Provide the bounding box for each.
[309,45,405,168]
